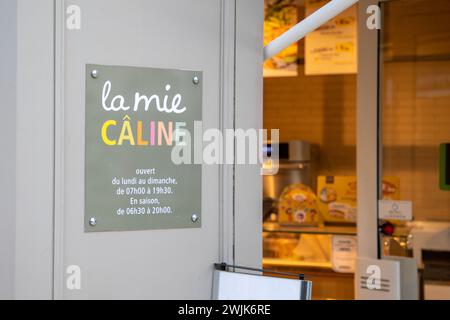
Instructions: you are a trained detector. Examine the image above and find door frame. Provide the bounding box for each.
[10,0,55,299]
[356,0,381,261]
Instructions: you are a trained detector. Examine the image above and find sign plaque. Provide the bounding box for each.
[379,200,413,221]
[85,64,202,232]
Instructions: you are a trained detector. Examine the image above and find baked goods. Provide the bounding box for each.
[278,183,322,225]
[317,176,400,223]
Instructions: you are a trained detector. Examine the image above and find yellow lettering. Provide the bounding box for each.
[101,120,117,146]
[118,120,135,145]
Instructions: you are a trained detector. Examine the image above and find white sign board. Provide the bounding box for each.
[331,236,357,273]
[304,0,358,75]
[379,200,413,221]
[212,270,312,300]
[355,258,401,300]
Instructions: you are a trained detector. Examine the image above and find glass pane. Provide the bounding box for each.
[263,0,358,300]
[380,0,450,221]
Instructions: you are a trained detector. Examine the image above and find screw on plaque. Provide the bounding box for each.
[91,69,98,78]
[89,217,97,226]
[193,76,200,85]
[191,214,199,223]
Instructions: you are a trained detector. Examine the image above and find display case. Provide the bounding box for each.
[262,222,356,300]
[263,222,356,267]
[262,221,413,299]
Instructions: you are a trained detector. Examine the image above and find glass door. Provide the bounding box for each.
[378,0,450,299]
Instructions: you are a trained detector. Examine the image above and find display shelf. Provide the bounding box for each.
[263,222,356,236]
[263,258,333,270]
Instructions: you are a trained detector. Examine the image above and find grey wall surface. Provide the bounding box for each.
[1,0,263,299]
[15,0,55,299]
[0,0,17,299]
[57,0,228,299]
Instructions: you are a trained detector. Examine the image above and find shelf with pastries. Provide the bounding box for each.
[262,257,355,300]
[263,221,357,271]
[263,257,333,269]
[262,225,356,299]
[263,222,357,236]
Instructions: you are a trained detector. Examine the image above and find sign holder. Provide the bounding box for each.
[212,263,312,300]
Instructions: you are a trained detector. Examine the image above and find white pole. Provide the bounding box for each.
[263,0,359,61]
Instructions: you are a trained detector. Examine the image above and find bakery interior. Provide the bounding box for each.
[261,0,450,300]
